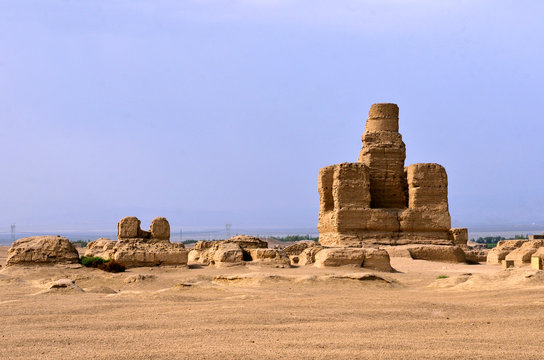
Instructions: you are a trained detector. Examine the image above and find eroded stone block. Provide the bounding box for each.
[406,163,448,209]
[150,217,170,240]
[118,217,141,239]
[449,228,468,246]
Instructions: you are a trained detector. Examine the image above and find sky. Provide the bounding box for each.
[0,0,543,232]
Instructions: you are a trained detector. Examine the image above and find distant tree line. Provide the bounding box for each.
[472,234,528,244]
[270,234,319,242]
[471,234,528,248]
[71,240,90,247]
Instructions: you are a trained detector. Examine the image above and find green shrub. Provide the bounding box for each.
[80,256,125,273]
[436,274,449,279]
[81,256,108,267]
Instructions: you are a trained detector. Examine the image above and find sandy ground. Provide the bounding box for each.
[1,245,544,359]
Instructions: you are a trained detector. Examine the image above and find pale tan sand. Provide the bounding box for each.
[1,245,544,359]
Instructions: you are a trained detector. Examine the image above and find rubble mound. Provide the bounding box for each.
[210,242,244,267]
[385,244,466,263]
[249,248,290,267]
[84,238,116,259]
[47,279,84,293]
[464,248,489,264]
[504,240,544,266]
[223,235,268,249]
[283,240,319,256]
[297,245,324,266]
[104,216,188,268]
[313,247,393,272]
[6,236,79,266]
[406,245,466,263]
[189,235,289,267]
[113,239,187,268]
[487,240,527,265]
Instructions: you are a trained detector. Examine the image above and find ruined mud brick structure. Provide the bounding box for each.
[109,216,187,267]
[318,103,467,247]
[117,216,170,242]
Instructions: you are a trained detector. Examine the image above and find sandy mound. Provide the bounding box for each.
[86,286,118,294]
[38,279,84,294]
[124,274,157,284]
[430,269,544,290]
[6,236,79,266]
[211,272,396,287]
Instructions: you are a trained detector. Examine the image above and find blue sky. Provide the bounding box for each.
[0,1,543,232]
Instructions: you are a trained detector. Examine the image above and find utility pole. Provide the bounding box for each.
[225,223,232,239]
[10,224,16,242]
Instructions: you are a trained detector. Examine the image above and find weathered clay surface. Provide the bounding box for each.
[314,248,365,268]
[297,246,324,266]
[464,249,488,263]
[283,241,319,256]
[118,216,170,241]
[358,104,406,208]
[112,240,188,268]
[406,245,466,263]
[504,240,544,266]
[224,235,269,249]
[211,243,244,267]
[486,240,526,264]
[362,248,393,272]
[150,217,170,240]
[248,248,290,267]
[84,238,116,259]
[449,228,469,246]
[189,235,270,267]
[117,217,141,239]
[6,236,79,266]
[318,103,466,248]
[358,131,406,209]
[111,217,187,267]
[48,279,84,293]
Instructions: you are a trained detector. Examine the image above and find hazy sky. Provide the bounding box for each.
[0,1,543,232]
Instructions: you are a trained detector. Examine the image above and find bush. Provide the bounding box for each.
[100,260,125,273]
[80,256,125,273]
[81,256,108,267]
[436,274,449,279]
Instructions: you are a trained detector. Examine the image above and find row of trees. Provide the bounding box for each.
[270,234,319,242]
[471,234,528,244]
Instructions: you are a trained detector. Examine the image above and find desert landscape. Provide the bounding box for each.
[2,245,544,359]
[2,3,543,359]
[2,104,544,359]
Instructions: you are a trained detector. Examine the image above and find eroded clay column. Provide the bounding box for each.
[358,103,407,208]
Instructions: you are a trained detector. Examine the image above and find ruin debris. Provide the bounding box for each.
[317,103,468,248]
[188,235,290,267]
[84,216,188,268]
[6,236,80,266]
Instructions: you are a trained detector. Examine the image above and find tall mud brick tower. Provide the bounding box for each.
[318,103,467,247]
